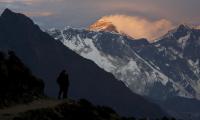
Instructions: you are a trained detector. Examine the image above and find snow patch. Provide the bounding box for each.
[177,33,191,49]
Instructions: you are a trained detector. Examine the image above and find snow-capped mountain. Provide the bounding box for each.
[152,25,200,98]
[47,25,200,100]
[88,17,133,39]
[131,24,200,99]
[89,20,118,33]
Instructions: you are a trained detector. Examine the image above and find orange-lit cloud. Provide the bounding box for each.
[99,15,174,41]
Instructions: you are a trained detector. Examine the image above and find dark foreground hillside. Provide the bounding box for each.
[0,51,175,120]
[10,100,179,120]
[6,99,126,120]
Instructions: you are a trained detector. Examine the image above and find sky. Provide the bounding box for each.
[0,0,200,40]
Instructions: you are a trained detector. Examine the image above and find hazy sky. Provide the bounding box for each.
[0,0,200,29]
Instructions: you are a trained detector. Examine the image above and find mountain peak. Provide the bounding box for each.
[89,19,118,33]
[176,24,191,31]
[1,8,15,18]
[2,8,13,14]
[175,23,200,31]
[0,8,35,29]
[88,18,136,39]
[157,24,192,41]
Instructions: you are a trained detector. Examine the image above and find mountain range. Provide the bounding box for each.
[48,19,200,119]
[48,24,200,100]
[0,9,166,118]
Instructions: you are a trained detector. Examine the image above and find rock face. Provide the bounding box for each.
[0,9,166,117]
[0,51,44,108]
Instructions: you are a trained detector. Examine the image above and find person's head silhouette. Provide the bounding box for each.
[61,70,66,74]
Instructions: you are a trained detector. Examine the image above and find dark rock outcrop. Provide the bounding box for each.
[0,51,44,108]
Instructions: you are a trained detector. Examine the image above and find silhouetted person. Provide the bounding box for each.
[57,70,69,99]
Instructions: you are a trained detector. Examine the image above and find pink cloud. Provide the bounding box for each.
[97,15,174,41]
[24,11,54,17]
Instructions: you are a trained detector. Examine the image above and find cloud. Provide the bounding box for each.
[24,11,54,17]
[99,15,174,41]
[0,0,199,29]
[0,0,36,5]
[0,0,63,5]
